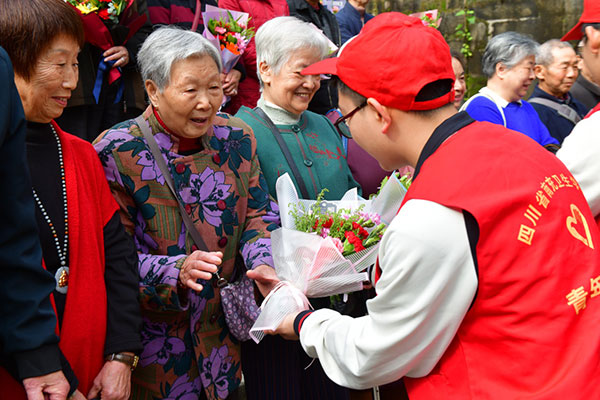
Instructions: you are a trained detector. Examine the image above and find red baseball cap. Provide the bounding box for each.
[302,12,454,111]
[562,0,600,41]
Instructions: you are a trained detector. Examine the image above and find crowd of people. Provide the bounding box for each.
[1,0,600,399]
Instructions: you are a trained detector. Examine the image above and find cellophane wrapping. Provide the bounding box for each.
[249,173,407,343]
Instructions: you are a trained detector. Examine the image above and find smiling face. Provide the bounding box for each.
[500,55,536,102]
[452,57,466,108]
[147,55,223,139]
[14,34,79,123]
[536,46,579,98]
[260,47,322,116]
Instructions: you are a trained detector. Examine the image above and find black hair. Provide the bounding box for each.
[581,23,600,44]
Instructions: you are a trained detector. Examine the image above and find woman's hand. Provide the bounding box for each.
[221,69,242,97]
[87,360,132,400]
[103,46,130,68]
[179,251,222,291]
[247,264,279,297]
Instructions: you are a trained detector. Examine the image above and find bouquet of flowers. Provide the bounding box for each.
[202,5,255,74]
[64,0,128,25]
[249,173,409,343]
[65,0,147,102]
[409,9,442,28]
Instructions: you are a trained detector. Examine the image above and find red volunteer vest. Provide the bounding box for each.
[0,123,117,397]
[400,122,600,399]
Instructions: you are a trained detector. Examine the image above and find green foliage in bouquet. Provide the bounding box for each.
[290,189,386,257]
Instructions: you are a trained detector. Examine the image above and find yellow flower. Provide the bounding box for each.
[76,3,98,14]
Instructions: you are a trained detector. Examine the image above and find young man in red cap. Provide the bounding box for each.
[249,11,600,399]
[557,0,600,230]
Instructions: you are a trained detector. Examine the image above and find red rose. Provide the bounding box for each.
[98,9,110,20]
[322,217,333,229]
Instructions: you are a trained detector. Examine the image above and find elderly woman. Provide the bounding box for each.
[451,50,467,109]
[462,31,559,150]
[0,0,143,399]
[235,16,360,400]
[93,27,278,400]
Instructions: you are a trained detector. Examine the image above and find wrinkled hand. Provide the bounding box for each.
[23,370,70,400]
[103,46,130,68]
[179,251,222,291]
[221,69,242,97]
[266,312,300,341]
[246,264,279,297]
[87,360,132,400]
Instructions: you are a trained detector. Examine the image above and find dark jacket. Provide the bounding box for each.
[69,0,152,112]
[0,47,62,381]
[287,0,340,115]
[335,1,373,44]
[528,85,588,144]
[570,73,600,111]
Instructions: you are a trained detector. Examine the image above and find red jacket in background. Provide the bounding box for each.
[218,0,289,113]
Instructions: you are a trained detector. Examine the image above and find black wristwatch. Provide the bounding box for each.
[105,353,139,371]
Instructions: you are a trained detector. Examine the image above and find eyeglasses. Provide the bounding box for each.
[334,101,368,138]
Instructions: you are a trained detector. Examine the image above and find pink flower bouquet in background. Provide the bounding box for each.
[409,9,442,28]
[202,5,254,74]
[249,173,409,343]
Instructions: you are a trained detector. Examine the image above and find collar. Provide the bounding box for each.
[290,0,319,11]
[576,74,600,96]
[480,86,522,108]
[257,96,302,125]
[531,85,572,104]
[414,111,475,180]
[344,2,362,16]
[144,106,209,154]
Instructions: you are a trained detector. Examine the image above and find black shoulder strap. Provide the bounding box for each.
[253,107,311,199]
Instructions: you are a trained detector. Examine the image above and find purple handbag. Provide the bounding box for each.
[220,269,261,341]
[136,116,260,341]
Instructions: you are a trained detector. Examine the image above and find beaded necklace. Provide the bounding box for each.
[31,124,69,294]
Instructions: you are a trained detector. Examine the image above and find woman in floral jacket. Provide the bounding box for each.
[93,27,278,400]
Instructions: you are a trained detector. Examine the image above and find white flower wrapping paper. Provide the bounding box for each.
[249,173,407,343]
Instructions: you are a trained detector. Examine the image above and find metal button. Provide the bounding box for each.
[210,314,218,323]
[303,159,313,167]
[292,125,301,132]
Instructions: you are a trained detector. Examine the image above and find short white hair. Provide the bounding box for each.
[536,39,574,67]
[255,16,330,87]
[138,26,222,91]
[482,31,538,78]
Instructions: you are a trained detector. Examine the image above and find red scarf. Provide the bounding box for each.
[0,122,118,397]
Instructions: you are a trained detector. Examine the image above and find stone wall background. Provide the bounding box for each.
[366,0,584,94]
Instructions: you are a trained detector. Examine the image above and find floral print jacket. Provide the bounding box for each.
[93,106,278,400]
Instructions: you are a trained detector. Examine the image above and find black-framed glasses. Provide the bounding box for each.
[334,101,368,138]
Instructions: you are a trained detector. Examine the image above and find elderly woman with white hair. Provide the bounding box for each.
[93,27,278,400]
[462,31,559,150]
[235,16,359,400]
